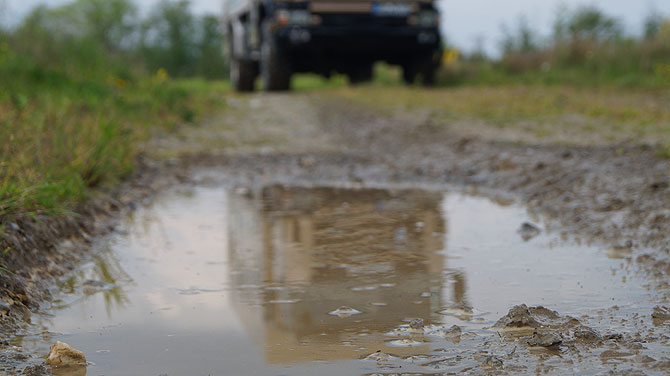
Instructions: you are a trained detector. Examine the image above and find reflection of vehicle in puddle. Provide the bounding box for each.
[226,186,465,362]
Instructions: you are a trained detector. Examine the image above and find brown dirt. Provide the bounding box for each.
[1,91,669,374]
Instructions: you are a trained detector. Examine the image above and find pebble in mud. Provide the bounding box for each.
[517,222,541,241]
[328,306,361,317]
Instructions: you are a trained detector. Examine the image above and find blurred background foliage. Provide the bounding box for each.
[439,5,670,87]
[0,0,668,218]
[0,0,227,218]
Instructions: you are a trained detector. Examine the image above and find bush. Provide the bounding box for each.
[437,5,670,88]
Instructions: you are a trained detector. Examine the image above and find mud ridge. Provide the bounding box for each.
[0,156,195,337]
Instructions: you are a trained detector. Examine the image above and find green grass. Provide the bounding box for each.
[319,83,670,146]
[0,45,228,218]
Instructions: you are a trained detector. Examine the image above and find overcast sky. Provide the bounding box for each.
[2,0,668,55]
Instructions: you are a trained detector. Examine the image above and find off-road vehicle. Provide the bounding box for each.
[223,0,442,91]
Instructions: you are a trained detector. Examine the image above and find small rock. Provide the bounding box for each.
[46,341,86,366]
[328,306,361,317]
[527,331,562,349]
[518,222,541,241]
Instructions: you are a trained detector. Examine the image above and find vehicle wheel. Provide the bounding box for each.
[402,64,417,85]
[261,23,291,91]
[419,55,439,87]
[227,31,256,92]
[230,57,256,92]
[348,64,373,85]
[421,65,436,86]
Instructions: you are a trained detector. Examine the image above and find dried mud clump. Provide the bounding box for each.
[494,304,561,330]
[527,331,562,349]
[494,304,623,349]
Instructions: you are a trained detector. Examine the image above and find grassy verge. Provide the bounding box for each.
[320,82,670,147]
[0,67,228,218]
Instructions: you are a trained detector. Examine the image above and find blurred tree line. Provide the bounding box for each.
[0,0,227,86]
[441,5,670,87]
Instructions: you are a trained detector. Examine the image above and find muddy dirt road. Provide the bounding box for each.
[2,92,670,375]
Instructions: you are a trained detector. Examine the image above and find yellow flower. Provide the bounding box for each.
[442,49,460,65]
[155,68,169,82]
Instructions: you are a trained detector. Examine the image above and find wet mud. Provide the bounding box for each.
[1,184,667,375]
[1,93,670,374]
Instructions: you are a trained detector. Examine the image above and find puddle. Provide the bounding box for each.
[14,184,665,375]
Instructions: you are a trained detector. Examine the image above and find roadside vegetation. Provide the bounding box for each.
[438,5,670,88]
[324,84,670,147]
[0,0,228,218]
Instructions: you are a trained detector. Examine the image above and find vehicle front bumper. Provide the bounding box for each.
[274,25,442,57]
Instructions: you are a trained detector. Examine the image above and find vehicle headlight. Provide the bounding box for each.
[276,9,312,26]
[417,11,439,27]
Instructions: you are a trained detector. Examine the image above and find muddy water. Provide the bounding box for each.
[15,184,663,375]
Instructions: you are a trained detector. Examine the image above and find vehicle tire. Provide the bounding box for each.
[421,65,436,86]
[402,64,417,85]
[348,64,373,85]
[230,57,256,92]
[261,23,291,91]
[419,55,439,87]
[227,32,256,92]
